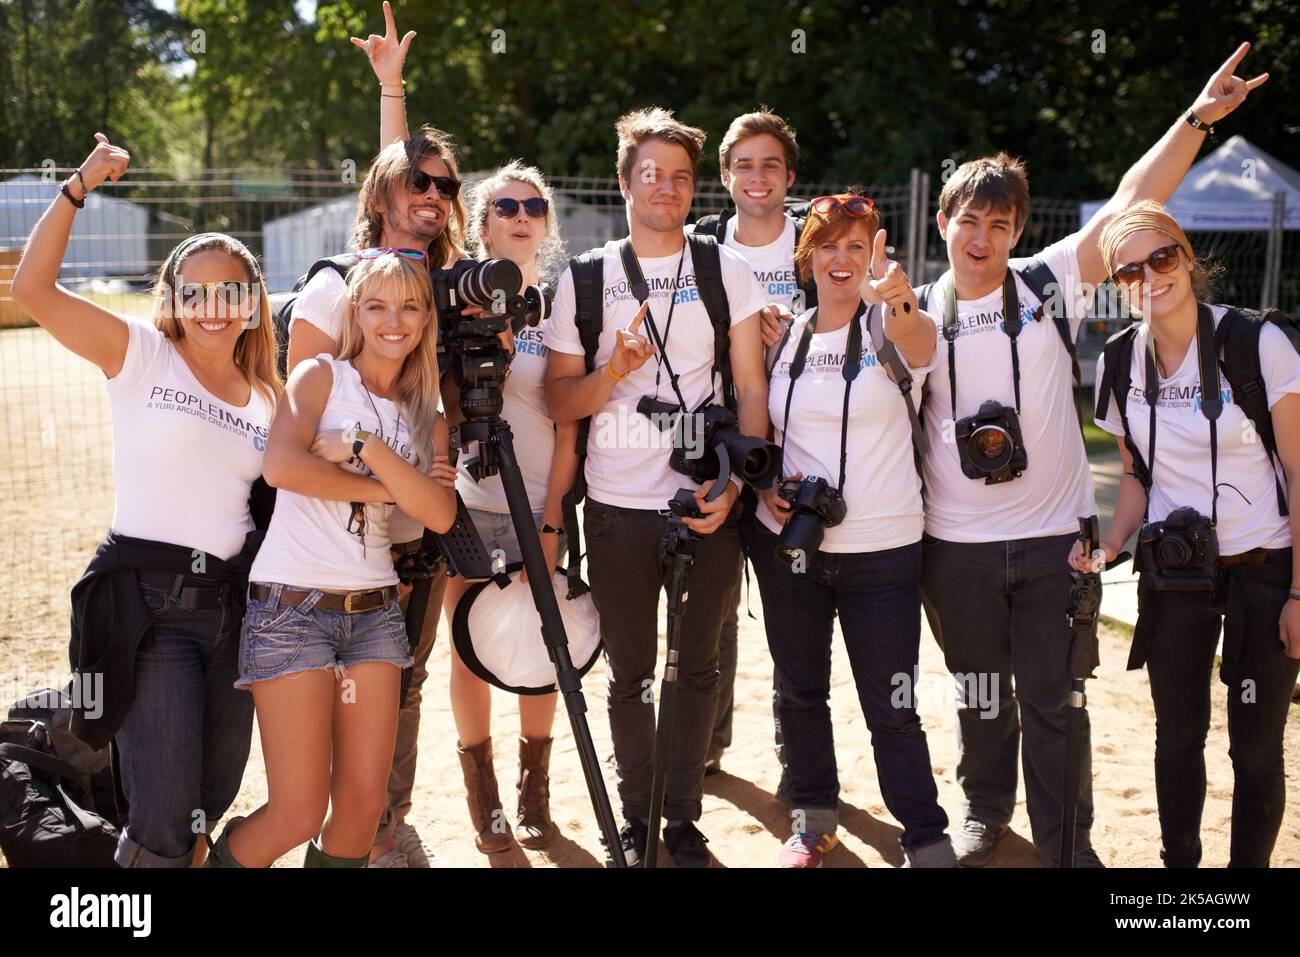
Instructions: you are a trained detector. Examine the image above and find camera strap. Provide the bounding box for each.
[941,269,1023,423]
[779,301,867,492]
[618,239,694,414]
[1142,304,1222,525]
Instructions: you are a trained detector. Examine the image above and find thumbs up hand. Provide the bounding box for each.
[866,228,917,318]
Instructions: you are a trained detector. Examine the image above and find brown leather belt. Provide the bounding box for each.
[1218,547,1287,567]
[248,582,397,614]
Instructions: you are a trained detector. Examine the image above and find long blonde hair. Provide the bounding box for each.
[337,255,440,470]
[152,232,283,406]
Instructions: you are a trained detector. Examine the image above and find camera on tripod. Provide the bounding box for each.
[433,258,551,424]
[637,397,782,491]
[773,475,847,567]
[955,399,1027,485]
[1136,506,1219,591]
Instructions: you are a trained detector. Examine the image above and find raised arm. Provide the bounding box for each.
[10,134,131,378]
[869,228,935,369]
[352,0,413,150]
[262,358,395,503]
[1074,42,1268,286]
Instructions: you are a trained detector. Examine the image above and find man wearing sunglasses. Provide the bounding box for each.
[544,107,770,867]
[897,44,1268,868]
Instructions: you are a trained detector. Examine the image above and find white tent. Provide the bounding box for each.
[0,174,150,279]
[1079,136,1300,230]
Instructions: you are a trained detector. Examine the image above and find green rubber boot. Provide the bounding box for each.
[303,835,369,868]
[202,817,246,868]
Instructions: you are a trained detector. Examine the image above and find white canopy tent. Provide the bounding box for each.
[0,174,150,280]
[1079,135,1300,231]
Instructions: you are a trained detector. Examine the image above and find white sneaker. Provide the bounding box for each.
[394,822,443,869]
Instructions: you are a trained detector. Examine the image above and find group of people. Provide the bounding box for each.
[12,1,1297,870]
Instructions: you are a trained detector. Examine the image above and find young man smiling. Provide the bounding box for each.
[545,107,770,867]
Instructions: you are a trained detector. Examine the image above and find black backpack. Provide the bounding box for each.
[1095,305,1300,514]
[693,199,818,311]
[0,716,120,867]
[267,253,359,379]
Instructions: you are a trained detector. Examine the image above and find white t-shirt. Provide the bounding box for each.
[1095,305,1300,555]
[544,236,768,510]
[106,321,273,562]
[250,356,421,590]
[756,305,935,552]
[457,317,556,513]
[917,237,1096,542]
[288,265,427,544]
[722,214,800,313]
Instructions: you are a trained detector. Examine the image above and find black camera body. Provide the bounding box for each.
[637,398,781,492]
[774,476,847,567]
[955,399,1028,485]
[1137,506,1219,591]
[432,257,551,424]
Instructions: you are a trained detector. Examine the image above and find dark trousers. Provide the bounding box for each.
[921,532,1095,863]
[749,522,948,847]
[583,496,743,822]
[1135,548,1299,867]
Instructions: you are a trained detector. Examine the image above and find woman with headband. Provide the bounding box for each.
[205,250,457,868]
[11,134,282,868]
[1080,199,1300,866]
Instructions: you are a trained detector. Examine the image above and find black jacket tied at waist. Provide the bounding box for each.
[68,526,265,750]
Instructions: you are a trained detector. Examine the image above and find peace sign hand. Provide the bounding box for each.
[609,300,656,378]
[867,228,917,317]
[78,133,130,193]
[1191,42,1268,125]
[350,1,416,87]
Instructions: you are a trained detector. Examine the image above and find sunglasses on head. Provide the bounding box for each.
[810,195,875,218]
[1111,243,1182,285]
[491,197,549,219]
[175,281,254,310]
[358,247,429,263]
[408,170,460,200]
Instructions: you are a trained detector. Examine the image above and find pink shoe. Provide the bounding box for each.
[779,832,839,868]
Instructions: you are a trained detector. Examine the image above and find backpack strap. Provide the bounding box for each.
[1216,305,1294,516]
[914,282,933,313]
[686,232,737,413]
[1015,258,1085,432]
[692,209,730,241]
[562,249,605,595]
[789,214,818,311]
[867,304,930,475]
[294,252,358,293]
[1096,324,1151,492]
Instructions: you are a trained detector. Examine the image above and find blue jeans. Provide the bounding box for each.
[749,522,948,848]
[113,577,254,867]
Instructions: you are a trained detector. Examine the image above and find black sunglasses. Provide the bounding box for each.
[409,170,461,201]
[491,197,549,219]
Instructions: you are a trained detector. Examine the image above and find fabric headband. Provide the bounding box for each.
[1102,212,1191,274]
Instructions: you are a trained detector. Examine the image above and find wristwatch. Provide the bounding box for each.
[1185,111,1215,136]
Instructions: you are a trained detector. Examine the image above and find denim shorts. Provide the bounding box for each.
[235,581,414,688]
[467,507,567,573]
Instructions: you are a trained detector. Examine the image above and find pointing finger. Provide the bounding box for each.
[627,299,650,334]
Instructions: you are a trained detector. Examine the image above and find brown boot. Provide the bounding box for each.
[457,737,513,853]
[516,736,558,849]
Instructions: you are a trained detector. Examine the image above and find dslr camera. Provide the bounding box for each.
[432,257,551,423]
[955,400,1027,485]
[1136,506,1219,591]
[774,476,847,568]
[637,397,782,491]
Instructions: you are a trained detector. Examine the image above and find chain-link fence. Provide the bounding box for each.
[1,166,1294,643]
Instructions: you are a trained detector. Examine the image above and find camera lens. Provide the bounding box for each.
[777,512,825,568]
[457,258,522,310]
[1156,535,1192,569]
[969,425,1014,470]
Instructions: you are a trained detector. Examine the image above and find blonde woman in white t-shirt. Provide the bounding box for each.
[1078,200,1300,867]
[205,252,457,867]
[11,134,282,869]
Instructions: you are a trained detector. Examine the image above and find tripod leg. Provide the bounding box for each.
[644,548,691,869]
[493,422,627,867]
[1060,679,1085,869]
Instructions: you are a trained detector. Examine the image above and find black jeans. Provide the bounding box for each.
[583,496,743,822]
[1134,548,1299,867]
[920,531,1095,863]
[749,522,948,848]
